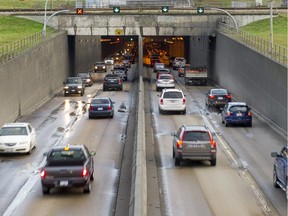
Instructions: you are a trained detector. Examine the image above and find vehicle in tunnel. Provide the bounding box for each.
[94,61,106,72]
[205,88,232,108]
[158,88,186,114]
[103,74,123,91]
[63,77,85,96]
[156,74,175,92]
[77,72,93,87]
[88,97,115,119]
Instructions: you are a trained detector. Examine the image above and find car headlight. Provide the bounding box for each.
[19,140,29,145]
[77,86,82,89]
[64,86,69,89]
[95,66,98,69]
[103,66,106,69]
[86,79,91,82]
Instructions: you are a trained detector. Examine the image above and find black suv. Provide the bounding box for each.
[63,77,85,96]
[103,74,123,91]
[171,125,217,166]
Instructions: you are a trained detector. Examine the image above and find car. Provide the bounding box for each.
[122,59,131,68]
[88,97,115,119]
[150,58,160,68]
[156,68,171,79]
[205,88,232,108]
[103,74,123,91]
[173,57,186,70]
[156,74,175,92]
[153,62,165,73]
[77,72,93,87]
[94,62,106,72]
[112,67,127,81]
[177,66,185,77]
[63,77,85,96]
[0,122,36,154]
[271,146,288,198]
[158,88,186,114]
[40,144,95,194]
[104,58,114,65]
[221,102,252,127]
[171,125,217,166]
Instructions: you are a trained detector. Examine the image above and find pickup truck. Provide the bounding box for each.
[271,146,288,198]
[184,64,208,85]
[40,144,96,194]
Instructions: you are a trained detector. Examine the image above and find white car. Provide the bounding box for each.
[156,74,175,91]
[158,88,186,114]
[0,123,36,154]
[173,57,186,70]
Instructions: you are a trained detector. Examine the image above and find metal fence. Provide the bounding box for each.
[0,31,58,65]
[217,22,287,66]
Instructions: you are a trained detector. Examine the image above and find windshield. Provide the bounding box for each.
[230,106,248,112]
[0,127,28,136]
[163,92,183,98]
[211,89,228,95]
[91,99,110,105]
[183,131,210,141]
[67,78,82,84]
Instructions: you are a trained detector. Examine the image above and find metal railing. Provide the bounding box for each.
[0,30,58,64]
[218,22,287,66]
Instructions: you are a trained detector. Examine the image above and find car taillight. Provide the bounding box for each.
[40,169,46,180]
[248,111,252,116]
[210,140,216,148]
[107,105,111,110]
[89,106,93,110]
[226,111,231,116]
[160,98,163,105]
[82,168,88,177]
[182,98,186,104]
[209,95,215,99]
[176,140,183,148]
[226,94,232,99]
[118,80,122,84]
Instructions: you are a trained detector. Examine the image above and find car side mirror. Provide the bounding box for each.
[90,151,96,156]
[271,152,278,157]
[43,152,48,156]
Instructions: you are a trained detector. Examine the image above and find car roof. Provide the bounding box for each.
[48,144,86,151]
[227,102,247,106]
[2,122,29,128]
[162,88,183,93]
[158,74,173,78]
[182,125,209,132]
[210,88,227,91]
[105,74,120,77]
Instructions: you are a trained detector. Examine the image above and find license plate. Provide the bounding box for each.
[218,96,223,100]
[71,90,75,92]
[60,180,68,186]
[191,144,203,148]
[98,107,103,110]
[236,113,242,116]
[4,148,13,152]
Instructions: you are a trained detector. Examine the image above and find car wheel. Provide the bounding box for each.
[42,186,50,194]
[225,121,229,127]
[158,108,163,114]
[172,149,175,158]
[247,122,252,127]
[222,117,224,123]
[175,158,180,166]
[182,109,186,115]
[83,181,91,193]
[120,87,123,91]
[210,158,217,166]
[156,87,159,92]
[273,168,280,188]
[80,91,83,96]
[27,143,32,154]
[90,172,94,181]
[64,93,67,97]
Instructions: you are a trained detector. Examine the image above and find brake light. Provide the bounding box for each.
[176,140,183,148]
[118,80,122,84]
[248,111,252,116]
[107,105,111,110]
[226,94,232,99]
[89,106,93,110]
[226,111,231,116]
[82,168,88,177]
[210,140,216,148]
[182,98,186,104]
[209,95,214,99]
[160,98,164,105]
[40,169,46,180]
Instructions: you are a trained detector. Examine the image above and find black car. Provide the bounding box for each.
[103,74,123,91]
[63,77,85,96]
[94,62,106,72]
[77,72,93,87]
[88,97,115,118]
[205,88,232,108]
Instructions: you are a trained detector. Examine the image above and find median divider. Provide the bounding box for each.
[129,76,147,216]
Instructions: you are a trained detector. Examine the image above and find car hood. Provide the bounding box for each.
[0,136,29,143]
[66,83,82,87]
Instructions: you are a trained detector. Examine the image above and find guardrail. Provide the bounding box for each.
[0,30,58,64]
[217,22,287,66]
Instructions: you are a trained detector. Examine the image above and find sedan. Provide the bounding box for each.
[156,68,171,79]
[88,97,115,118]
[94,62,106,72]
[156,74,175,91]
[0,122,36,154]
[77,72,93,87]
[205,88,231,108]
[103,74,123,91]
[221,102,252,127]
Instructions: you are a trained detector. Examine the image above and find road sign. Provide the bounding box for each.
[115,29,124,35]
[162,6,169,13]
[113,6,120,13]
[197,7,204,14]
[76,8,84,15]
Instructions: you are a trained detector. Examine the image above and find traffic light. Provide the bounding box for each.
[162,6,169,13]
[197,7,204,14]
[113,6,120,13]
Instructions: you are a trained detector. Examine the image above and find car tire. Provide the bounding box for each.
[103,87,106,91]
[210,158,217,166]
[158,108,163,114]
[83,181,91,193]
[27,143,32,155]
[247,122,252,127]
[225,121,229,127]
[90,172,94,181]
[64,93,67,97]
[182,109,186,115]
[175,158,180,166]
[80,91,83,96]
[172,149,175,158]
[273,168,280,188]
[156,87,159,92]
[42,186,50,194]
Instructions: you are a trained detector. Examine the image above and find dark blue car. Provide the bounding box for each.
[221,102,252,127]
[88,97,115,119]
[271,146,288,198]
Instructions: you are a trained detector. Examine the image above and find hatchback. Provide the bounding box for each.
[221,102,252,127]
[88,97,115,118]
[0,123,36,154]
[205,88,231,108]
[156,74,175,91]
[158,89,186,114]
[103,74,123,91]
[171,125,217,166]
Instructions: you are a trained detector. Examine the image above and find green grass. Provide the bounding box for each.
[240,13,287,47]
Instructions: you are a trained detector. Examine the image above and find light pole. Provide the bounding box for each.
[269,0,273,54]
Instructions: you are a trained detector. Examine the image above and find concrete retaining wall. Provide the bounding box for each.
[210,33,287,134]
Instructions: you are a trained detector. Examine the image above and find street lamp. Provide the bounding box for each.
[42,0,69,36]
[269,0,273,54]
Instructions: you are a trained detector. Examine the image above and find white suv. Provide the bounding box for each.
[158,89,186,114]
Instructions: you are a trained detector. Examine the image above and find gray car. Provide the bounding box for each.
[63,77,85,96]
[171,125,217,166]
